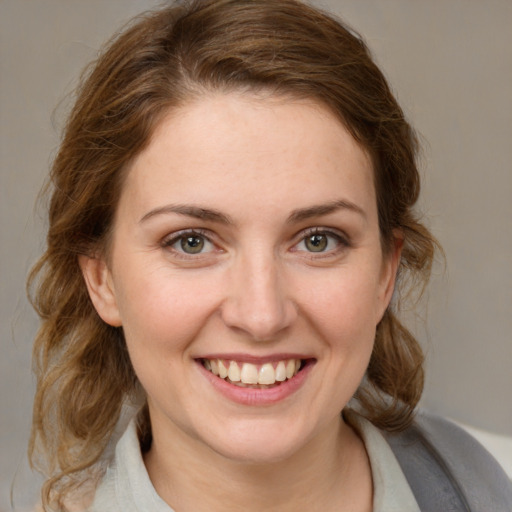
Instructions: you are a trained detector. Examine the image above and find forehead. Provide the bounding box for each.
[119,92,376,224]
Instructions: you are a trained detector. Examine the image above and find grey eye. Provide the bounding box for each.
[294,230,347,255]
[180,235,205,254]
[304,234,328,252]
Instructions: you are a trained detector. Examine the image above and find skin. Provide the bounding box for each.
[81,92,401,512]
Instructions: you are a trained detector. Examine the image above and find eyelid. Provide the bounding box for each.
[300,226,350,241]
[161,228,218,257]
[291,227,351,255]
[161,228,209,245]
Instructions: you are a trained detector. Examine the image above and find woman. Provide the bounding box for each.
[27,1,512,511]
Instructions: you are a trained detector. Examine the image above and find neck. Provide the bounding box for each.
[144,414,373,512]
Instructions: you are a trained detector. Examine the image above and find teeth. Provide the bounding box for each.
[258,363,275,385]
[286,360,296,379]
[241,363,258,384]
[228,361,241,382]
[218,360,228,379]
[275,361,286,382]
[203,358,303,386]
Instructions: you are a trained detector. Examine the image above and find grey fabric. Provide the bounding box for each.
[386,412,512,512]
[346,411,420,511]
[91,411,512,511]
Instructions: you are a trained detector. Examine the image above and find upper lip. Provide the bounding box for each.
[196,353,314,364]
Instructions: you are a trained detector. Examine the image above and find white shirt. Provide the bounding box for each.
[90,412,420,512]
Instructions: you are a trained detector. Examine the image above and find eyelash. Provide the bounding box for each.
[293,227,350,257]
[161,227,350,260]
[161,229,216,258]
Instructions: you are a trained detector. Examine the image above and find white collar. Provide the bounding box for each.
[91,412,420,512]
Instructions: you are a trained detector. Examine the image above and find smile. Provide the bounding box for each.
[201,358,303,388]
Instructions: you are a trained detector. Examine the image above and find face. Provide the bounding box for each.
[82,93,400,464]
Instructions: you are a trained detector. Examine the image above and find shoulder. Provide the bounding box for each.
[88,419,173,512]
[384,411,512,511]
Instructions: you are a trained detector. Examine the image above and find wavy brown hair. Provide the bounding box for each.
[28,0,438,509]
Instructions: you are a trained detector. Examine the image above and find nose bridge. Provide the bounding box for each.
[221,246,295,340]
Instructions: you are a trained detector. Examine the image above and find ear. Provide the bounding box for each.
[79,255,122,327]
[376,231,403,321]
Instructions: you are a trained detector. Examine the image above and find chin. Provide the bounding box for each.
[197,417,319,465]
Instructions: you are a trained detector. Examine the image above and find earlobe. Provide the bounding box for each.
[78,255,122,327]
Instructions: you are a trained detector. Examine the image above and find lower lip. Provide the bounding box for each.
[197,360,314,406]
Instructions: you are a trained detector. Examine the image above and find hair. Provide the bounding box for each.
[28,0,438,509]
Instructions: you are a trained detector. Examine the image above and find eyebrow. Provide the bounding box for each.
[287,199,367,223]
[139,199,366,225]
[139,204,233,225]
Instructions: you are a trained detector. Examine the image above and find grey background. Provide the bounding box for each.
[1,0,511,509]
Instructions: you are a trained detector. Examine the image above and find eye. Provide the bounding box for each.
[163,230,215,255]
[294,229,348,254]
[179,235,208,254]
[304,233,329,252]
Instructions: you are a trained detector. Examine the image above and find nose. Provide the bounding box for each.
[220,251,297,341]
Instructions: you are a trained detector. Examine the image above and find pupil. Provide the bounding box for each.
[181,236,204,254]
[306,234,327,252]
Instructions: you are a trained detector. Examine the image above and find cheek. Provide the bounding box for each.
[114,270,222,361]
[299,269,382,340]
[296,268,381,394]
[292,272,380,415]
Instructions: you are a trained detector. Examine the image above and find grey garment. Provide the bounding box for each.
[386,412,512,512]
[345,411,421,511]
[89,413,419,511]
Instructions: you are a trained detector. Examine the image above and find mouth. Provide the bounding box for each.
[199,358,310,389]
